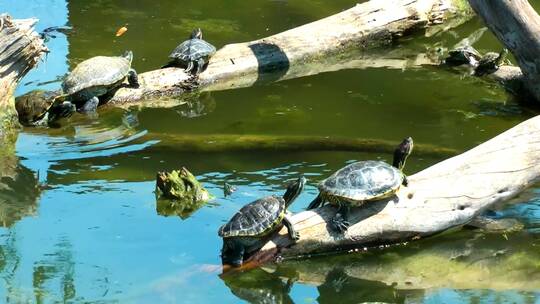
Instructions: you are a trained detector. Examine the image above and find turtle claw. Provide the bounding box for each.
[331,215,350,233]
[292,231,300,242]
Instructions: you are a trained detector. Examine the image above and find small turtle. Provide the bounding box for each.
[219,176,306,267]
[224,182,237,197]
[163,28,216,74]
[307,137,413,233]
[15,90,75,126]
[60,51,139,113]
[474,48,508,76]
[445,45,482,67]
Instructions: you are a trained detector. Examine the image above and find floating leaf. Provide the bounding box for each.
[115,25,128,37]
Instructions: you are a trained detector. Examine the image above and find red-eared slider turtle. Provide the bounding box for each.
[445,45,482,67]
[61,51,139,113]
[474,48,508,76]
[15,90,75,126]
[163,28,216,74]
[218,176,306,267]
[307,137,413,233]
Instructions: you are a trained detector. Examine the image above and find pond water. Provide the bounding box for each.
[2,0,540,303]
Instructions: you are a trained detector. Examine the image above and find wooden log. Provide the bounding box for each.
[467,0,540,102]
[0,15,47,139]
[107,0,471,105]
[247,114,540,264]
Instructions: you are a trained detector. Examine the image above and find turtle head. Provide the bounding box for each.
[497,48,509,65]
[392,137,414,170]
[191,28,203,39]
[282,176,306,207]
[122,50,133,63]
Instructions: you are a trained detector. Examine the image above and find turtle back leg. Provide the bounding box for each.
[220,238,246,267]
[331,201,351,233]
[127,68,140,88]
[78,96,99,114]
[282,215,300,242]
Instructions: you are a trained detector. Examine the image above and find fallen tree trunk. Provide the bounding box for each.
[468,0,540,102]
[0,15,46,139]
[107,0,471,105]
[247,114,540,264]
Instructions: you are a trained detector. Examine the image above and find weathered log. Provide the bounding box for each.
[0,15,47,139]
[468,0,540,102]
[107,0,471,105]
[247,114,540,264]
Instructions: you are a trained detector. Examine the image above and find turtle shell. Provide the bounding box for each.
[319,160,403,205]
[446,46,481,66]
[169,38,216,62]
[218,195,286,238]
[62,53,132,96]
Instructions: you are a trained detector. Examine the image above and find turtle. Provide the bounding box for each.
[445,45,482,67]
[307,137,414,233]
[218,176,306,267]
[15,90,75,126]
[163,28,216,74]
[474,48,508,76]
[60,50,139,113]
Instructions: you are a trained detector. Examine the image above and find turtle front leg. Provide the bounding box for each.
[78,96,99,114]
[185,61,195,74]
[220,238,245,267]
[48,101,76,123]
[283,215,300,242]
[402,175,409,187]
[331,202,351,233]
[195,58,206,74]
[127,68,140,88]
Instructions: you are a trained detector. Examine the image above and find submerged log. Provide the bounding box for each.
[0,15,47,139]
[468,0,540,102]
[247,114,540,264]
[107,0,471,105]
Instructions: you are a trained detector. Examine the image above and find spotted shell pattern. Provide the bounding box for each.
[62,55,132,95]
[169,39,216,62]
[319,160,403,205]
[218,195,286,238]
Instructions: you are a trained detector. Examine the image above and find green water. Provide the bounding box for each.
[3,0,540,303]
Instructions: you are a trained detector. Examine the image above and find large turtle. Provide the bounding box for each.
[307,137,414,233]
[218,176,306,267]
[60,51,139,112]
[474,48,508,76]
[163,28,216,74]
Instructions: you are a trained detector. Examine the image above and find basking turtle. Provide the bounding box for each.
[474,48,508,76]
[15,90,75,126]
[163,28,216,74]
[445,45,482,67]
[219,176,306,267]
[307,137,413,233]
[60,51,139,112]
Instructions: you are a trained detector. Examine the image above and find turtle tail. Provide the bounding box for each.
[307,193,323,210]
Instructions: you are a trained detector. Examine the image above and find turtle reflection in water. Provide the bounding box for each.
[219,176,306,267]
[308,137,413,233]
[155,167,213,219]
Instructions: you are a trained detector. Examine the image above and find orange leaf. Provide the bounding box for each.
[115,26,128,37]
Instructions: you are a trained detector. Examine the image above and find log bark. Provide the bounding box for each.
[107,0,471,105]
[0,15,46,138]
[467,0,540,102]
[247,114,540,264]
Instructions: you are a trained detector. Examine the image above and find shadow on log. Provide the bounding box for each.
[244,114,540,264]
